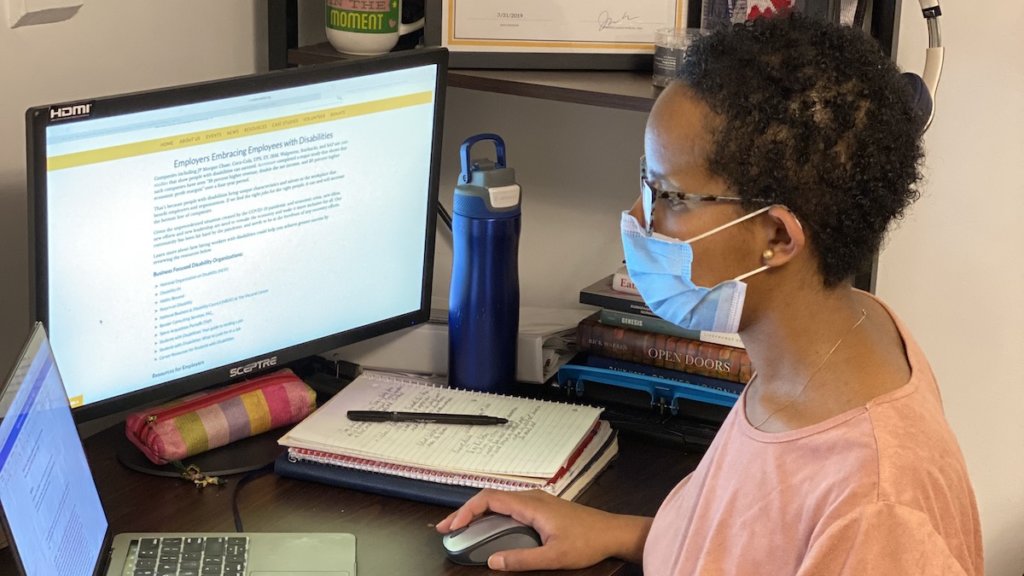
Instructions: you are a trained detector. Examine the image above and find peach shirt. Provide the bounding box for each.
[643,299,983,575]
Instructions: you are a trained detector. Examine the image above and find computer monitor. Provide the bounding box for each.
[27,48,448,424]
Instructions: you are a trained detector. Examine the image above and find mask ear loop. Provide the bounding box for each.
[735,263,770,282]
[732,206,801,282]
[685,205,773,243]
[681,204,776,282]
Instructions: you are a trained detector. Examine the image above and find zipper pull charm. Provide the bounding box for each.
[174,462,226,488]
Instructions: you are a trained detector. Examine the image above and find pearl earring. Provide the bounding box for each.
[762,248,775,261]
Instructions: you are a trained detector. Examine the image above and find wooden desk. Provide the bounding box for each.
[0,423,703,575]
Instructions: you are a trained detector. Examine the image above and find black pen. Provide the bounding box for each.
[346,410,508,425]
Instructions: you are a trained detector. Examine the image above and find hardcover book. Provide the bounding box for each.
[596,309,745,349]
[576,312,753,384]
[579,274,656,317]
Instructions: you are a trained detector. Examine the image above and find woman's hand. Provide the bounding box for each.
[436,489,653,572]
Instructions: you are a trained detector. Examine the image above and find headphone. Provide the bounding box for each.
[905,0,944,132]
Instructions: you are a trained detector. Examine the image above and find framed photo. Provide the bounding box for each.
[425,0,691,70]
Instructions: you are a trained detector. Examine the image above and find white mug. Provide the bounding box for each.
[325,0,425,56]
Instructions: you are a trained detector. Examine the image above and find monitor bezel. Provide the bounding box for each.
[26,48,448,423]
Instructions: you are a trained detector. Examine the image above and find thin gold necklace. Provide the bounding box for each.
[749,309,868,431]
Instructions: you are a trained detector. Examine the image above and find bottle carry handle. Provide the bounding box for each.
[459,133,506,183]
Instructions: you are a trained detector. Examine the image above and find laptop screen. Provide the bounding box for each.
[0,324,107,575]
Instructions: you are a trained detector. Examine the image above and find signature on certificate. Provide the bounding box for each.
[597,10,642,31]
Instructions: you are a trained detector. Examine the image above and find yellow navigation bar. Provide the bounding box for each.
[48,91,434,171]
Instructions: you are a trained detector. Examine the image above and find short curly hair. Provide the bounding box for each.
[676,14,924,287]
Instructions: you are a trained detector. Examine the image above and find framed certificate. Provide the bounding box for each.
[425,0,693,70]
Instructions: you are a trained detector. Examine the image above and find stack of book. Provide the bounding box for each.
[276,371,618,508]
[569,269,753,411]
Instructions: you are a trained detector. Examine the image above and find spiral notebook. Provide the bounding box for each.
[277,371,612,497]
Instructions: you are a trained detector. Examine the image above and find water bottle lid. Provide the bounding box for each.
[460,134,506,184]
[454,133,520,218]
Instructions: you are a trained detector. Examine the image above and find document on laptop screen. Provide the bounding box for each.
[0,328,107,576]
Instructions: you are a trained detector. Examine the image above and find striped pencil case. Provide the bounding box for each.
[125,368,317,465]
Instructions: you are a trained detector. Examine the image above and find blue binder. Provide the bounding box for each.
[274,454,478,508]
[557,363,739,413]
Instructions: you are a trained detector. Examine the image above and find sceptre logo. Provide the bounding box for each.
[48,102,93,121]
[229,357,277,378]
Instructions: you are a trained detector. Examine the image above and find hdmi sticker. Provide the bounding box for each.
[48,101,94,121]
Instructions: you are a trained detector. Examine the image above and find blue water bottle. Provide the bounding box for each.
[448,134,521,393]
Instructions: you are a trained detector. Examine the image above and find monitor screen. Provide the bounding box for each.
[28,48,447,422]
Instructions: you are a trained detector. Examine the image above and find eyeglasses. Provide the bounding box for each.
[640,156,746,235]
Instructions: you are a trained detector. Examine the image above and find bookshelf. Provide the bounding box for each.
[287,42,661,113]
[266,0,901,116]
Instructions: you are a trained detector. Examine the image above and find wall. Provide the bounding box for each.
[0,0,266,372]
[880,2,1024,575]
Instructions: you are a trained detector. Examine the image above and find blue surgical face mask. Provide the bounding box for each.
[619,207,772,333]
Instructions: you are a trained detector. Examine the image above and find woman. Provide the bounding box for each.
[436,15,983,575]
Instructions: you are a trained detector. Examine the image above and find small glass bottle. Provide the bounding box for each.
[653,28,703,87]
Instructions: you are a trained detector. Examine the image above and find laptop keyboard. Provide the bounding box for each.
[126,536,248,576]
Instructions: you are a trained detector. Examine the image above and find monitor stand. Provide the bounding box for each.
[116,428,285,479]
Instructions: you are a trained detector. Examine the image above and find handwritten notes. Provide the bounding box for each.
[279,372,601,478]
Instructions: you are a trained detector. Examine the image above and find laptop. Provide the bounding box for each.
[0,323,357,576]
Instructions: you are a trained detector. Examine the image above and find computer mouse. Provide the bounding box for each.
[441,514,542,566]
